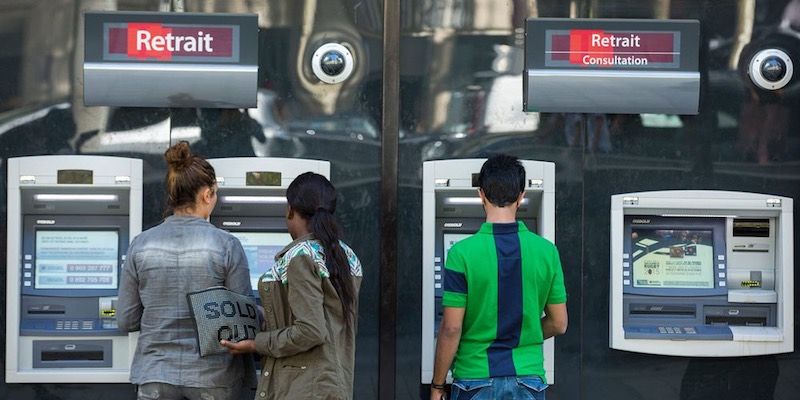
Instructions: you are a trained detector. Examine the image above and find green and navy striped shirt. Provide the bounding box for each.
[442,221,567,381]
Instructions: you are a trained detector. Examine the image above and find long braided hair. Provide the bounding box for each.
[286,172,356,328]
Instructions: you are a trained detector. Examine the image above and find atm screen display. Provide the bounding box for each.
[631,228,715,289]
[231,231,292,290]
[443,233,472,266]
[34,230,119,290]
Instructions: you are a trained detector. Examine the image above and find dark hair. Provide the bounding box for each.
[163,141,216,215]
[286,172,356,328]
[478,154,525,207]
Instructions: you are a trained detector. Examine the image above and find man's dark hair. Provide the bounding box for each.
[478,154,525,207]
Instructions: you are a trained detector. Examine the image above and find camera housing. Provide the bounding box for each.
[311,43,355,84]
[748,48,794,90]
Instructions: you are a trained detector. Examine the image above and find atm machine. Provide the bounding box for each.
[207,157,330,296]
[421,158,556,384]
[6,155,142,383]
[610,190,794,356]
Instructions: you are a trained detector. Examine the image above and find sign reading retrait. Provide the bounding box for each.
[545,29,681,69]
[524,18,700,114]
[84,11,257,108]
[103,22,239,62]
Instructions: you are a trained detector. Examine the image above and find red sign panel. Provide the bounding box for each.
[546,29,680,68]
[105,23,237,62]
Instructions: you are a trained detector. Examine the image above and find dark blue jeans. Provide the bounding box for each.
[451,375,547,400]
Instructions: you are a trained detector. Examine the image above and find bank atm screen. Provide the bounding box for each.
[22,215,129,297]
[630,228,715,289]
[230,231,292,291]
[624,216,726,297]
[34,230,119,290]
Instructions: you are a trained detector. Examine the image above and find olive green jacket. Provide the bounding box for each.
[254,234,362,399]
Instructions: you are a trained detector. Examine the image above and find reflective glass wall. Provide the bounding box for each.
[397,0,800,399]
[0,0,381,399]
[0,0,799,399]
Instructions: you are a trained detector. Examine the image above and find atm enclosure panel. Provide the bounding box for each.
[210,157,330,188]
[421,159,556,384]
[609,190,793,357]
[208,157,331,296]
[6,155,143,383]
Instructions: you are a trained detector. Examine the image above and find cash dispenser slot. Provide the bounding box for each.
[32,340,112,368]
[629,304,696,317]
[27,304,66,314]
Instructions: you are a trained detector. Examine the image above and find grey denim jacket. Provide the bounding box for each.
[117,215,256,389]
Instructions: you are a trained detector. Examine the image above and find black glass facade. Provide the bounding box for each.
[0,1,798,399]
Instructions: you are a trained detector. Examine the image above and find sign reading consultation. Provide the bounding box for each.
[524,18,699,114]
[545,29,681,69]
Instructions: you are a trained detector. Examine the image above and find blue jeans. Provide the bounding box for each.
[451,376,547,400]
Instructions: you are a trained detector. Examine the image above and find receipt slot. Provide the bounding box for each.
[610,190,794,356]
[207,158,330,296]
[421,159,556,384]
[6,155,142,383]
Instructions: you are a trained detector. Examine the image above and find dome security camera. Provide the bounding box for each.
[311,43,355,84]
[748,48,794,90]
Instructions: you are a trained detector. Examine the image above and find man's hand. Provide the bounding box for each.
[430,387,446,400]
[220,339,256,355]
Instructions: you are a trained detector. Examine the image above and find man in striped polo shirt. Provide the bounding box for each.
[430,154,568,400]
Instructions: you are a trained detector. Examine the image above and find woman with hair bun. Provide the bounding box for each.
[118,141,254,400]
[221,172,363,400]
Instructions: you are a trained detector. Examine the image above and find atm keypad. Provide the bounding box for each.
[657,326,697,335]
[55,320,95,330]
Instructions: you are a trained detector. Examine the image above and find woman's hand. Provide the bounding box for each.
[220,339,256,355]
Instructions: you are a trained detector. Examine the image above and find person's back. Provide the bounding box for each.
[117,141,253,400]
[446,222,563,380]
[121,215,251,386]
[430,154,567,400]
[220,171,362,400]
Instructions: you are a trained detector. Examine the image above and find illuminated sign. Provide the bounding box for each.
[545,29,681,69]
[524,18,700,114]
[104,22,239,62]
[84,11,257,108]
